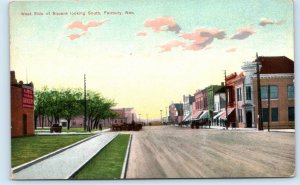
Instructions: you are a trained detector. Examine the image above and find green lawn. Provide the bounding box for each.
[11,134,93,167]
[72,134,130,180]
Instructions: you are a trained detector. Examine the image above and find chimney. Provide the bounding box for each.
[10,71,18,85]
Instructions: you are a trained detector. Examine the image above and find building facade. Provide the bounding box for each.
[11,71,35,137]
[207,84,223,125]
[253,56,294,129]
[169,103,183,124]
[192,88,208,122]
[212,86,226,126]
[220,72,238,127]
[241,61,257,128]
[234,72,245,128]
[182,95,194,124]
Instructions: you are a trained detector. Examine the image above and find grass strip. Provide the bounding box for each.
[11,134,92,167]
[72,134,130,180]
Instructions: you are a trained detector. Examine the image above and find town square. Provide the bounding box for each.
[6,0,296,181]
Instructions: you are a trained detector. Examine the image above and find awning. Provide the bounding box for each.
[219,108,235,120]
[182,113,191,122]
[192,111,203,120]
[213,111,225,120]
[199,110,208,119]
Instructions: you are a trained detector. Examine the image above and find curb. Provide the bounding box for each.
[120,134,132,179]
[67,132,119,179]
[11,133,99,174]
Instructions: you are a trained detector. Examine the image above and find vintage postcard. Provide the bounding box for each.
[10,0,294,179]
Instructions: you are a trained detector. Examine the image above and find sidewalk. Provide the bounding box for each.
[12,132,118,179]
[210,126,295,133]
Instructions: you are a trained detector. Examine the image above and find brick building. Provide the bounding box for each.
[234,72,245,128]
[219,72,239,127]
[192,88,208,122]
[253,56,294,129]
[11,71,35,137]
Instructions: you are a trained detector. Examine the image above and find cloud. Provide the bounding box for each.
[144,17,181,34]
[259,18,285,26]
[136,32,147,36]
[226,48,237,52]
[67,19,109,31]
[159,40,186,52]
[67,32,86,40]
[230,27,255,40]
[180,28,226,50]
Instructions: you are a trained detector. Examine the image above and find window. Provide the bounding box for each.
[262,108,278,122]
[261,85,278,99]
[238,109,243,122]
[270,86,278,99]
[271,108,278,122]
[288,85,294,99]
[261,86,268,99]
[236,87,242,101]
[246,86,251,100]
[288,107,294,121]
[262,108,269,122]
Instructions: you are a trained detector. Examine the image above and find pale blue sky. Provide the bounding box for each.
[10,0,294,118]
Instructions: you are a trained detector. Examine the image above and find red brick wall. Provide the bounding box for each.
[253,77,294,129]
[11,85,34,137]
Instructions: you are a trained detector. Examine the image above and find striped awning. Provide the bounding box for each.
[213,111,225,120]
[219,108,235,120]
[192,111,203,120]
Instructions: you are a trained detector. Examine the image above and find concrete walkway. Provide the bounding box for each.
[12,132,118,179]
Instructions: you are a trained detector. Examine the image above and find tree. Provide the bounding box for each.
[60,89,83,129]
[86,91,117,131]
[34,87,117,131]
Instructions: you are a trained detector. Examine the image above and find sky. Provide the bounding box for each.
[10,0,294,119]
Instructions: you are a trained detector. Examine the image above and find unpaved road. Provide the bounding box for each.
[126,126,295,178]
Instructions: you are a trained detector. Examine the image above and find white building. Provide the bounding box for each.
[212,87,226,126]
[241,61,256,128]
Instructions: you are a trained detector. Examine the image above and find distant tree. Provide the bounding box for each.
[86,91,117,131]
[35,88,117,131]
[60,89,83,129]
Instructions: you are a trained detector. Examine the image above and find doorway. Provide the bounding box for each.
[23,114,27,136]
[246,111,252,128]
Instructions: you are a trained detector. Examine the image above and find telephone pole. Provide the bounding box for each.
[268,84,271,132]
[224,70,228,129]
[256,53,263,130]
[84,74,88,132]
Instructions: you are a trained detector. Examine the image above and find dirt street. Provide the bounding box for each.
[125,126,295,178]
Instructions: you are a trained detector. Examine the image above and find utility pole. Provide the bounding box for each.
[165,107,168,124]
[224,70,228,129]
[84,74,88,132]
[160,110,163,124]
[268,84,271,132]
[146,114,148,125]
[256,53,263,130]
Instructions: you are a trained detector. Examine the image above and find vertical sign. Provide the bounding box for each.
[22,85,34,109]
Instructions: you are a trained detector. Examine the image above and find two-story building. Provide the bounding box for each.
[182,95,195,125]
[253,56,294,129]
[11,71,35,137]
[169,103,184,124]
